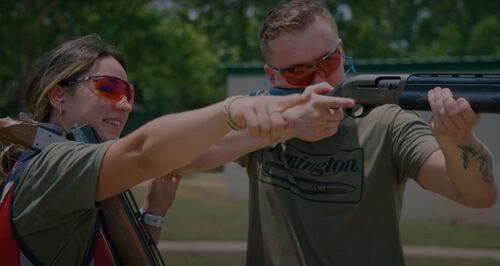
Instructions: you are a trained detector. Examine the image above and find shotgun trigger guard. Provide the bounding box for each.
[345,104,377,118]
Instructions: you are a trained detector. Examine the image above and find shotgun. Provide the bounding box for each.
[0,117,165,265]
[329,73,500,116]
[264,74,500,117]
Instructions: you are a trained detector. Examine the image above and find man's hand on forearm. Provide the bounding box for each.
[425,86,497,207]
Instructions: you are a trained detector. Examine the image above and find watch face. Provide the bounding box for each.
[139,209,168,227]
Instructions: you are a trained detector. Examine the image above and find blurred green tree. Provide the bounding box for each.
[171,0,500,61]
[0,0,222,133]
[2,0,499,130]
[171,0,279,63]
[329,0,500,58]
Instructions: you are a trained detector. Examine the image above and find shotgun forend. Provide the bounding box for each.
[329,74,500,116]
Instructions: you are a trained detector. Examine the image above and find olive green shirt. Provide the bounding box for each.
[12,141,114,265]
[239,105,439,266]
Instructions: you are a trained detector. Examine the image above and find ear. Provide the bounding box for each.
[48,85,65,108]
[263,65,277,86]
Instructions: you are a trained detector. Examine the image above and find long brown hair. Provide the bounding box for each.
[1,34,127,185]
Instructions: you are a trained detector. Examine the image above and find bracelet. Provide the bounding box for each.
[138,208,169,228]
[223,95,246,131]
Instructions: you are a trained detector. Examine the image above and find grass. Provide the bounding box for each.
[161,252,500,266]
[133,174,500,247]
[401,221,500,249]
[160,252,500,266]
[405,257,500,266]
[158,185,248,240]
[161,251,245,266]
[131,173,500,266]
[131,174,248,241]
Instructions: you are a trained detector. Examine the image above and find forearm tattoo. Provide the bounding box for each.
[457,144,494,183]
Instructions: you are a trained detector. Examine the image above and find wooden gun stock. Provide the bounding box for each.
[0,117,164,265]
[0,118,37,148]
[100,193,163,265]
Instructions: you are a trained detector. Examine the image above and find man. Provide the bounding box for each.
[181,1,497,265]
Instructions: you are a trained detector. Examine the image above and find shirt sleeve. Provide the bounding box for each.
[385,106,440,182]
[12,141,114,235]
[235,153,250,168]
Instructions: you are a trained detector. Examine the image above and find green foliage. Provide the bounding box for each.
[170,0,500,63]
[2,0,499,128]
[0,0,222,132]
[468,16,500,55]
[331,0,500,59]
[171,0,281,63]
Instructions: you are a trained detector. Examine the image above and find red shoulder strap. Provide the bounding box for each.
[0,189,22,265]
[94,227,118,266]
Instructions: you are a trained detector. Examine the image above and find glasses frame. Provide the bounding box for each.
[270,45,342,86]
[59,75,134,104]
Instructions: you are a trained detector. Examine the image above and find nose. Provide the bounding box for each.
[311,72,328,85]
[114,96,133,112]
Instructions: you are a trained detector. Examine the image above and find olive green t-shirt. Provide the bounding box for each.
[239,105,439,266]
[11,141,114,265]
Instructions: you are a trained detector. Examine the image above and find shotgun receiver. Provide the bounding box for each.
[329,74,500,116]
[0,117,165,265]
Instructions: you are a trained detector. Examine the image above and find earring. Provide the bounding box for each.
[59,108,63,116]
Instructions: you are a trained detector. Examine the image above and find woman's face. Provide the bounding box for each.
[59,57,132,141]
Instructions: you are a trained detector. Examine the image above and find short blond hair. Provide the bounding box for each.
[259,0,338,57]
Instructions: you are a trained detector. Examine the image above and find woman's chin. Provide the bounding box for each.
[97,129,122,141]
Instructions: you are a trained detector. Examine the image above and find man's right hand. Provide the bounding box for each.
[282,82,355,142]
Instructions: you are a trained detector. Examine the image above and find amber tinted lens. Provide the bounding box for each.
[280,50,342,87]
[317,51,342,78]
[92,76,134,105]
[282,66,316,87]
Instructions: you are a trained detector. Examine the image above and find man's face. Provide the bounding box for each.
[264,18,345,88]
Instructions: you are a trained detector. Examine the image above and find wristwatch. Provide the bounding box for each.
[138,208,169,228]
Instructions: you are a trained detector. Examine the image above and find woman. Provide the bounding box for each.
[0,34,309,265]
